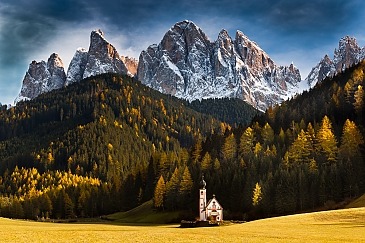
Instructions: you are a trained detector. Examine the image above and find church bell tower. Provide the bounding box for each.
[199,176,207,221]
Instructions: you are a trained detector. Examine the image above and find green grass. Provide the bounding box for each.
[346,194,365,209]
[106,200,182,224]
[0,207,364,242]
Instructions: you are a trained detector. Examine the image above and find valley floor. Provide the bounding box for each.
[1,207,364,242]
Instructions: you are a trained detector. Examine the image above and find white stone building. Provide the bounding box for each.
[199,176,223,223]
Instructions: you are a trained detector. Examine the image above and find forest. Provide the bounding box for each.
[0,60,364,221]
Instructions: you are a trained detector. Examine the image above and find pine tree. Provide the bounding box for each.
[261,123,274,146]
[178,167,193,209]
[165,167,180,210]
[64,191,75,219]
[316,116,338,164]
[153,175,166,209]
[201,152,212,171]
[239,126,254,158]
[339,119,365,196]
[252,182,263,206]
[213,158,221,171]
[192,137,203,164]
[287,129,311,165]
[222,133,237,161]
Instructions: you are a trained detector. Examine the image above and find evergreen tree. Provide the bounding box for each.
[222,133,237,161]
[252,182,263,206]
[201,152,212,171]
[165,167,180,210]
[261,123,274,146]
[316,116,338,164]
[63,191,75,219]
[192,138,203,164]
[153,175,166,210]
[178,167,193,209]
[339,119,365,196]
[239,126,254,159]
[287,129,311,165]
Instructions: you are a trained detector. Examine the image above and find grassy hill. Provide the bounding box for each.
[0,207,364,242]
[106,200,183,224]
[346,194,365,209]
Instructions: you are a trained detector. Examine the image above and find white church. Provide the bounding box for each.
[199,176,223,224]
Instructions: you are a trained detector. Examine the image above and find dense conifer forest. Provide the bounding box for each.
[187,97,259,127]
[0,61,364,221]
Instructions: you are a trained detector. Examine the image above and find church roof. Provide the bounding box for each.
[205,195,223,210]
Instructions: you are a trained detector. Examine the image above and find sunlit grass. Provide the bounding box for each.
[0,207,364,242]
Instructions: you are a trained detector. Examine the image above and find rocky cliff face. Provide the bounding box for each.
[306,36,365,87]
[137,20,302,111]
[17,30,138,103]
[15,53,66,103]
[65,48,88,86]
[66,29,137,85]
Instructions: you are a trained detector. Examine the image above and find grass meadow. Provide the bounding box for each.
[0,207,364,242]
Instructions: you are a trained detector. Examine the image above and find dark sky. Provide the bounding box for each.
[1,0,364,104]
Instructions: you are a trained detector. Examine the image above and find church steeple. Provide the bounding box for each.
[199,175,207,221]
[200,175,206,189]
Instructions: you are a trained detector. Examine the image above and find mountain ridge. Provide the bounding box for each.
[13,20,365,111]
[15,30,138,104]
[137,20,303,111]
[305,36,365,88]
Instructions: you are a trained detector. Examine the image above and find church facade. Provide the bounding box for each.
[199,176,223,223]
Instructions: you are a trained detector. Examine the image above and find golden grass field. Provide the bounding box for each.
[0,207,364,242]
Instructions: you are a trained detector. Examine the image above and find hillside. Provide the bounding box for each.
[193,61,365,219]
[106,200,182,224]
[346,194,365,209]
[0,207,364,242]
[0,73,228,219]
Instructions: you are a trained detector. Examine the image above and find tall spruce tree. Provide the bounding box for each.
[154,175,166,210]
[316,116,338,164]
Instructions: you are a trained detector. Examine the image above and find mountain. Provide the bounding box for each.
[66,29,137,85]
[137,20,303,111]
[15,53,66,103]
[306,36,365,88]
[16,30,137,103]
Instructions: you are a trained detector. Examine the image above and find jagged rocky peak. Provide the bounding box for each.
[83,29,128,79]
[305,35,364,87]
[65,48,88,86]
[138,20,302,111]
[138,20,214,97]
[15,53,66,104]
[235,30,275,72]
[47,53,66,89]
[66,29,136,86]
[334,36,361,72]
[306,54,334,88]
[17,29,137,104]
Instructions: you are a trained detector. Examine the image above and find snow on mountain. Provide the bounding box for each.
[65,48,88,86]
[305,55,335,88]
[306,36,365,87]
[137,20,303,111]
[66,29,137,85]
[15,53,66,104]
[16,30,138,104]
